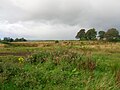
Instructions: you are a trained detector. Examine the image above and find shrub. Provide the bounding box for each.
[55,40,59,43]
[27,51,52,64]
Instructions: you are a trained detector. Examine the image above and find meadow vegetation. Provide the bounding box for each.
[0,41,120,90]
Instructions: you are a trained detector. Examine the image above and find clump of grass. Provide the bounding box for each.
[78,60,96,71]
[116,70,120,87]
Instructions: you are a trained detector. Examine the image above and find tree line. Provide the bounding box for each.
[75,28,120,42]
[0,37,27,42]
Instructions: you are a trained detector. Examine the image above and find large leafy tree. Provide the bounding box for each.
[98,31,105,40]
[3,37,14,42]
[105,28,119,41]
[85,28,97,40]
[14,38,27,42]
[75,29,86,40]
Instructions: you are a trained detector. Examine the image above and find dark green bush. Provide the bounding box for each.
[55,40,59,43]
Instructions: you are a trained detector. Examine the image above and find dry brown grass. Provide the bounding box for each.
[78,60,96,71]
[2,41,120,55]
[11,42,56,47]
[116,70,120,87]
[0,44,6,48]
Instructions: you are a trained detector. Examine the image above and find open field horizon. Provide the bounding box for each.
[0,41,120,89]
[1,0,120,89]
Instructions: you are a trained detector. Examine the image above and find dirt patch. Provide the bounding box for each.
[0,52,32,57]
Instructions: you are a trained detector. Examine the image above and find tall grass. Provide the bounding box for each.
[0,41,120,90]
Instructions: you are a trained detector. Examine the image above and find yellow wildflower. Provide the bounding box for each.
[18,57,24,63]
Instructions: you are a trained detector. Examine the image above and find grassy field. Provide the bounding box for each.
[0,41,120,90]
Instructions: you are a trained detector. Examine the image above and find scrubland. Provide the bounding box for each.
[0,41,120,90]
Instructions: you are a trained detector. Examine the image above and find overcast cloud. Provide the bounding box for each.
[0,0,120,40]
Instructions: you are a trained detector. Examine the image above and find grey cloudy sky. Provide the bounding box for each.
[0,0,120,40]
